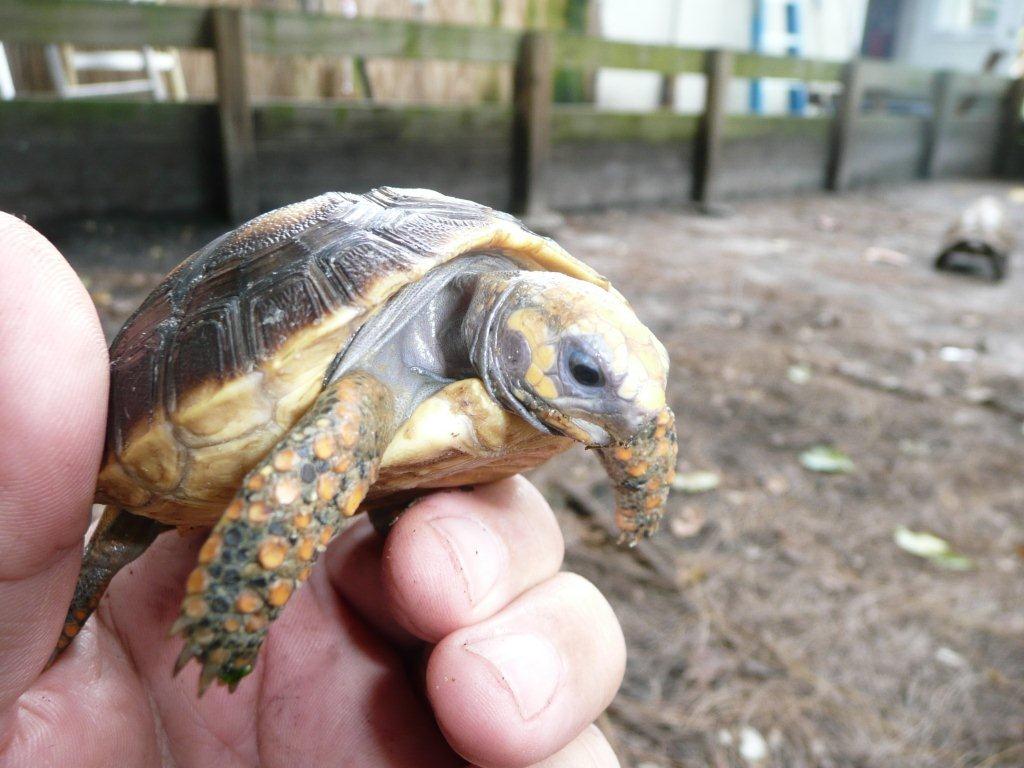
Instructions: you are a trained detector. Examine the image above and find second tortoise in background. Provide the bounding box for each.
[935,196,1015,281]
[50,187,677,694]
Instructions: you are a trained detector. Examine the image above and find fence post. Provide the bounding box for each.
[997,76,1024,178]
[921,70,954,179]
[826,58,864,192]
[213,6,258,224]
[692,48,732,208]
[511,31,554,219]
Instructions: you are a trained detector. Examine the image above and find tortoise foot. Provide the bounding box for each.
[597,407,677,545]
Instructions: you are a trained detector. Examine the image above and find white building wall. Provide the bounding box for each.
[595,0,869,115]
[890,0,1024,75]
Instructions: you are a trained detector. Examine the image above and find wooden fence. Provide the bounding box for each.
[1,0,1020,225]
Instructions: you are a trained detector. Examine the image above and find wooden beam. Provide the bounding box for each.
[512,31,555,217]
[213,7,259,224]
[0,0,212,48]
[858,58,934,99]
[692,48,732,206]
[246,11,520,63]
[732,52,842,82]
[826,58,865,192]
[998,77,1024,178]
[553,34,704,74]
[552,106,699,143]
[921,70,954,179]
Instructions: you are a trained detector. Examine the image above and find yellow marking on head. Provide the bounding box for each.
[611,343,630,377]
[535,344,556,371]
[637,345,667,380]
[525,363,545,387]
[534,376,559,400]
[636,380,667,411]
[617,377,639,400]
[508,307,550,351]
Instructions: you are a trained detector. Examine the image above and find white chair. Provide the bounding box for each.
[0,43,15,100]
[44,0,186,101]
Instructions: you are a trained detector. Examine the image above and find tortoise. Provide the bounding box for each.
[52,187,677,695]
[935,196,1014,281]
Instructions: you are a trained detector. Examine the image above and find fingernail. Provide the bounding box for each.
[465,633,563,720]
[428,515,505,606]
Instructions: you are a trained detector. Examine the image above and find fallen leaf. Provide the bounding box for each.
[787,364,811,384]
[800,446,854,474]
[739,726,768,762]
[894,526,973,570]
[862,246,910,266]
[935,646,967,668]
[672,470,721,494]
[939,346,977,363]
[669,505,706,539]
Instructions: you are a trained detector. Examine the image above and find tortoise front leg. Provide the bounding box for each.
[171,371,395,694]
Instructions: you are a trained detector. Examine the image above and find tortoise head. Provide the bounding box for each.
[480,272,668,444]
[468,271,677,543]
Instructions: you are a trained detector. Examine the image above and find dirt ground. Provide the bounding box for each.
[47,180,1024,768]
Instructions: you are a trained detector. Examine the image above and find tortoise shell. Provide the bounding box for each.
[96,188,609,525]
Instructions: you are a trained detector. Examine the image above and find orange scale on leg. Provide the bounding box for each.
[186,567,208,595]
[198,534,222,565]
[268,579,294,607]
[234,590,262,614]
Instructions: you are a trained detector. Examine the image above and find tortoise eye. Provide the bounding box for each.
[568,350,604,388]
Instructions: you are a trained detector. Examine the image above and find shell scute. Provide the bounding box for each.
[244,272,330,360]
[313,230,414,304]
[170,303,245,402]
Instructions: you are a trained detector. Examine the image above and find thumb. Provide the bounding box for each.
[0,214,108,713]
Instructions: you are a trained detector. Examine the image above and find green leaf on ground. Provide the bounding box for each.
[799,446,855,474]
[672,470,721,494]
[894,526,974,570]
[787,364,811,384]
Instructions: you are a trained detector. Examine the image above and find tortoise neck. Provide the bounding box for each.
[463,271,555,437]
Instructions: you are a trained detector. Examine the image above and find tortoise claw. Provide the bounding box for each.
[172,643,194,677]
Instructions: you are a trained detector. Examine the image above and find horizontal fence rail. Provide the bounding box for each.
[0,0,1020,223]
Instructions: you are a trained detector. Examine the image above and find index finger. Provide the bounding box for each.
[0,213,108,711]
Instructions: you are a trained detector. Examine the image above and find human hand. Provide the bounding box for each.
[0,213,625,768]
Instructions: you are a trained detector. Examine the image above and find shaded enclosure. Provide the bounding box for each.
[0,0,1018,225]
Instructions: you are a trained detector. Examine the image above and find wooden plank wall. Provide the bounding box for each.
[0,0,1019,226]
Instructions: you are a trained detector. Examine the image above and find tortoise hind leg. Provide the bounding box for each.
[49,506,168,665]
[171,371,395,694]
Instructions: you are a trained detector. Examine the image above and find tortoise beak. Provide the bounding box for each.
[596,407,677,546]
[571,418,612,446]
